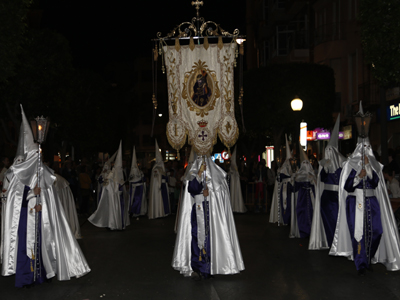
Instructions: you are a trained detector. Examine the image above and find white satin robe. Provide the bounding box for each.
[54,174,81,239]
[1,150,90,280]
[172,155,245,276]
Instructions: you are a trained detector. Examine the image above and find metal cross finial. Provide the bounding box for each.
[192,0,203,17]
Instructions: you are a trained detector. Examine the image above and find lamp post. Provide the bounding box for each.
[30,115,50,282]
[291,96,304,160]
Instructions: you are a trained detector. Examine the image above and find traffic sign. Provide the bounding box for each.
[221,150,230,160]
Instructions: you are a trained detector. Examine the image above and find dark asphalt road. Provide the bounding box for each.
[1,212,400,300]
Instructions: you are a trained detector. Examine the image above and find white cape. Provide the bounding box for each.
[54,174,81,239]
[308,165,329,249]
[229,146,246,213]
[88,179,130,230]
[329,141,400,270]
[1,150,90,279]
[148,166,169,219]
[172,154,245,276]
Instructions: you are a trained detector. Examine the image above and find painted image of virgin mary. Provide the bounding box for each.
[191,70,212,107]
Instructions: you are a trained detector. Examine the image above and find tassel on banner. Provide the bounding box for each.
[202,248,206,255]
[175,38,181,52]
[177,151,180,161]
[199,255,202,262]
[189,37,195,51]
[153,45,158,61]
[218,36,223,50]
[204,36,209,50]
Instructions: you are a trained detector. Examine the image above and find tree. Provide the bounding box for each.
[359,0,400,164]
[239,63,335,163]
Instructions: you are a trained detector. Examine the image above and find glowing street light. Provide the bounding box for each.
[291,96,303,111]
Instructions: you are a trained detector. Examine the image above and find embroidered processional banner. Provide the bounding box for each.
[163,43,239,156]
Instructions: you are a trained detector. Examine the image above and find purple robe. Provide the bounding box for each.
[161,175,170,215]
[129,177,145,215]
[15,186,46,288]
[319,168,341,246]
[344,169,382,271]
[294,181,315,238]
[188,178,211,278]
[279,173,293,224]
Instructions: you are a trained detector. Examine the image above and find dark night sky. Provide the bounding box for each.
[39,0,247,72]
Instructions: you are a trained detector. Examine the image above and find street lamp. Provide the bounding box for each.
[291,96,303,111]
[291,96,306,154]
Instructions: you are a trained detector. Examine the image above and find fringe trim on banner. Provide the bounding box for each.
[153,46,158,61]
[189,37,195,51]
[218,36,223,50]
[204,37,209,50]
[175,38,181,52]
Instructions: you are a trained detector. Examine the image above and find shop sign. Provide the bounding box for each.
[389,103,400,121]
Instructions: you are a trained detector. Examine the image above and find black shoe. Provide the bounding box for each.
[358,268,366,276]
[367,265,374,272]
[191,272,202,281]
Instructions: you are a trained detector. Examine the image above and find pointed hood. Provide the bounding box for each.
[358,101,364,115]
[296,145,315,183]
[320,114,346,172]
[102,150,117,174]
[153,139,165,172]
[278,134,292,176]
[299,144,309,164]
[20,104,37,155]
[348,137,381,175]
[328,113,340,149]
[129,146,142,181]
[13,122,26,165]
[110,140,125,185]
[187,152,226,189]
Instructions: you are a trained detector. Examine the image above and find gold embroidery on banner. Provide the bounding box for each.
[225,121,231,134]
[182,60,220,118]
[175,124,178,136]
[223,53,233,112]
[167,52,178,115]
[166,124,187,153]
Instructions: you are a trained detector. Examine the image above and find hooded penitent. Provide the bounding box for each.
[172,152,244,277]
[329,103,400,271]
[2,105,90,286]
[148,140,170,219]
[89,141,130,230]
[269,134,293,225]
[309,114,345,250]
[96,150,117,205]
[229,146,247,213]
[289,145,316,238]
[128,146,147,217]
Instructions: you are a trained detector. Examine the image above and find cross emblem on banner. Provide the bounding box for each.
[198,131,208,141]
